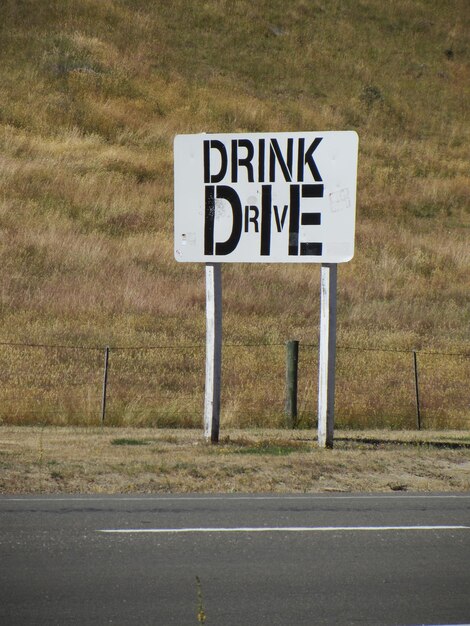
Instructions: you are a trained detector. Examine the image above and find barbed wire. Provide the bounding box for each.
[0,339,468,357]
[0,341,102,351]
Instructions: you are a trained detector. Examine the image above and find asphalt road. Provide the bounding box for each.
[0,494,469,625]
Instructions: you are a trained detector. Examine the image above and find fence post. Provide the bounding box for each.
[101,346,110,425]
[413,350,421,430]
[286,340,299,428]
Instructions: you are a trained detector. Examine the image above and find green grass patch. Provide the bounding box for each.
[233,445,301,456]
[111,438,152,446]
[225,439,311,456]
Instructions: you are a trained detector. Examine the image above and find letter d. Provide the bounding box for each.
[204,185,242,256]
[204,140,228,183]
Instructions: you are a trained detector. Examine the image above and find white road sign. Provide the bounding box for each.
[174,131,358,263]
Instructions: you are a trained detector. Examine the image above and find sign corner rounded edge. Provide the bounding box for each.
[350,130,359,146]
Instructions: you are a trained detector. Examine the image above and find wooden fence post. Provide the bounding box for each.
[286,340,299,428]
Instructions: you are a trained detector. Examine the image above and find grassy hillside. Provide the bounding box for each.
[0,0,469,428]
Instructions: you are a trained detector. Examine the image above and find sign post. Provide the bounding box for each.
[174,131,358,446]
[318,263,337,448]
[204,263,222,443]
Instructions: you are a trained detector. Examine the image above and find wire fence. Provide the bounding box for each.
[0,340,468,429]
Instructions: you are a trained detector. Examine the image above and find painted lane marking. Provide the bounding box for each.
[3,494,470,503]
[97,525,470,534]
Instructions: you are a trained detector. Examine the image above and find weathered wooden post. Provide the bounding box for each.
[204,263,222,443]
[286,340,299,428]
[318,264,337,448]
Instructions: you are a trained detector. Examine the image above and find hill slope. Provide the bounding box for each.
[0,0,469,427]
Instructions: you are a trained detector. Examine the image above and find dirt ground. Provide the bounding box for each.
[1,426,470,494]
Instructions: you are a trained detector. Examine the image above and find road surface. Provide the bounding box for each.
[1,493,469,625]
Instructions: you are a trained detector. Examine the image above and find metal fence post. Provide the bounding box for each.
[413,350,421,430]
[286,340,299,428]
[101,346,110,424]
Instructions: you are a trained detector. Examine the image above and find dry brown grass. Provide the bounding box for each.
[1,426,470,494]
[0,341,468,430]
[0,0,469,428]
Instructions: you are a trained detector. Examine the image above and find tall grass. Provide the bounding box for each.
[0,343,468,430]
[0,0,468,427]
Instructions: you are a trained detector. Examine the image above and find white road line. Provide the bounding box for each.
[3,494,470,503]
[97,525,470,534]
